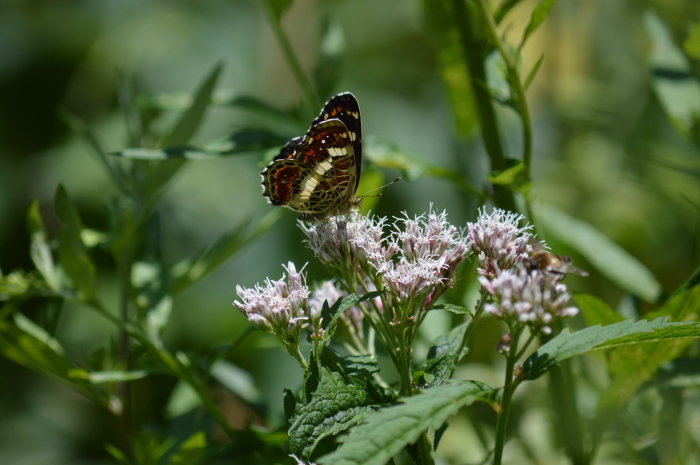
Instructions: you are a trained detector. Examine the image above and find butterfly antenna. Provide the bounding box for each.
[358,177,402,199]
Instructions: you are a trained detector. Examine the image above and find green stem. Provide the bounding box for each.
[492,329,522,465]
[116,258,133,460]
[474,0,533,177]
[457,298,485,360]
[285,341,309,371]
[450,0,516,212]
[261,0,321,117]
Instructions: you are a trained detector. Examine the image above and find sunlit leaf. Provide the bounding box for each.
[541,205,663,302]
[289,349,395,461]
[574,293,625,327]
[165,62,223,147]
[166,431,207,465]
[427,303,473,315]
[593,285,700,439]
[523,299,700,381]
[27,201,61,291]
[68,369,149,384]
[522,0,559,45]
[317,381,495,465]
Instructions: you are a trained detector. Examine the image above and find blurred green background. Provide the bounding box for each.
[1,0,700,463]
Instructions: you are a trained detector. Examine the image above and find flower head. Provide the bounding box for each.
[479,267,579,335]
[233,262,309,343]
[467,208,532,277]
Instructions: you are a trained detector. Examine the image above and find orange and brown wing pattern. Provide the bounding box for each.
[261,119,359,220]
[261,92,363,222]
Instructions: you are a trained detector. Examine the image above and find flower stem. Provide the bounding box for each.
[492,329,522,465]
[260,0,320,118]
[285,341,309,371]
[457,298,485,360]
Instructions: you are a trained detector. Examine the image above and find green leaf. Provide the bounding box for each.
[54,185,97,301]
[0,315,108,407]
[319,292,384,344]
[574,293,625,327]
[522,0,559,45]
[170,210,283,295]
[165,62,223,147]
[113,129,289,159]
[0,270,48,299]
[365,136,482,197]
[289,349,395,461]
[645,12,700,143]
[494,0,525,24]
[593,285,700,438]
[27,201,61,291]
[523,53,545,89]
[166,431,206,465]
[166,381,201,418]
[317,381,494,465]
[68,369,149,384]
[414,323,467,388]
[684,21,700,59]
[210,360,262,405]
[265,0,294,20]
[427,303,473,315]
[522,309,700,381]
[487,159,527,186]
[540,205,663,302]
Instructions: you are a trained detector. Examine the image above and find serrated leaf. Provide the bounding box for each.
[540,205,663,302]
[54,185,97,301]
[165,62,223,147]
[522,0,559,45]
[593,285,700,438]
[319,292,383,344]
[317,381,494,465]
[414,323,467,388]
[523,306,700,381]
[289,350,395,461]
[574,293,624,327]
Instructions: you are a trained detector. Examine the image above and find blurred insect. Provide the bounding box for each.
[527,241,589,277]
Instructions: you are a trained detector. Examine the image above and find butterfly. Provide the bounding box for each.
[261,92,363,222]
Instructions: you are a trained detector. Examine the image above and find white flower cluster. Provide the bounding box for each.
[233,262,309,344]
[467,208,579,334]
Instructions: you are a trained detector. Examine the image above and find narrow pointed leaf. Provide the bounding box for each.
[541,205,663,302]
[522,0,559,45]
[54,185,97,301]
[317,381,494,465]
[165,62,223,147]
